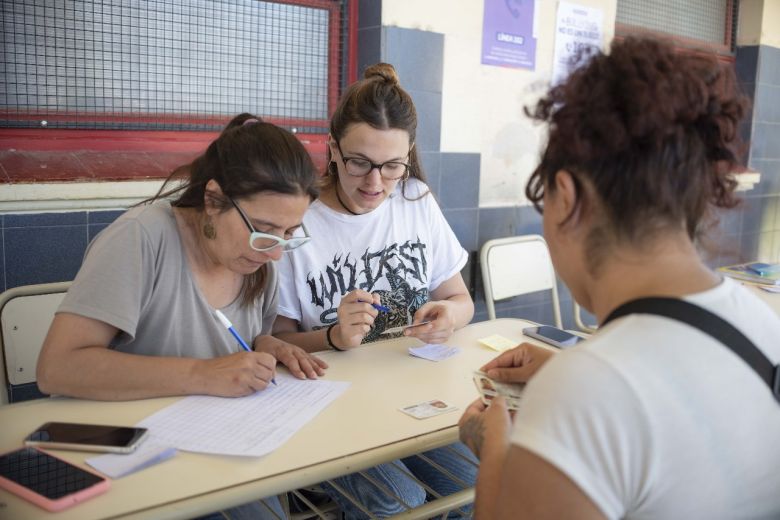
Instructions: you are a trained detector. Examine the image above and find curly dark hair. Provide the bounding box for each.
[525,37,749,246]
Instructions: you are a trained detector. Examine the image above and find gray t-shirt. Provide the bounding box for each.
[59,201,278,358]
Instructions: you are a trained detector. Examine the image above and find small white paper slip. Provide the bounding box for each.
[408,343,461,361]
[86,439,177,479]
[400,399,459,419]
[759,285,780,293]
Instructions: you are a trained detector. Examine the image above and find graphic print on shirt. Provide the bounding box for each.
[307,238,429,343]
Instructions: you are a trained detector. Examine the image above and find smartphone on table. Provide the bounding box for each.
[24,422,149,454]
[0,447,110,512]
[522,325,585,349]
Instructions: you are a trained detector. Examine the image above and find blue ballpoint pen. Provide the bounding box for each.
[358,299,390,313]
[215,309,277,386]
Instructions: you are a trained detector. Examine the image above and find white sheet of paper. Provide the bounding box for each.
[135,374,349,457]
[408,344,460,361]
[86,441,177,479]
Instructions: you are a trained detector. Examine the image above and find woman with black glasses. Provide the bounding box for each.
[37,113,327,403]
[272,64,476,518]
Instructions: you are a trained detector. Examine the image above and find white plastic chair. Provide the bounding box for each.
[0,282,71,404]
[574,302,598,333]
[480,235,562,327]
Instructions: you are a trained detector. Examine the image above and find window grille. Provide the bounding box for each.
[616,0,738,54]
[1,0,349,132]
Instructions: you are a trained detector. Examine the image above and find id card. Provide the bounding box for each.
[400,399,458,419]
[473,370,524,410]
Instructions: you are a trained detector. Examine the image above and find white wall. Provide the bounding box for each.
[382,0,617,206]
[738,0,780,47]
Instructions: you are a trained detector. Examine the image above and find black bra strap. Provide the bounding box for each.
[603,297,780,404]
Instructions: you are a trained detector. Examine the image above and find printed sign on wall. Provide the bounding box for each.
[481,0,537,70]
[552,2,604,85]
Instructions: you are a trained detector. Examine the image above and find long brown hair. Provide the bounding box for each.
[325,63,428,200]
[151,113,318,306]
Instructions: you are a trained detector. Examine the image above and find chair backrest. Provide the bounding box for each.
[0,282,71,404]
[574,302,598,333]
[480,235,562,327]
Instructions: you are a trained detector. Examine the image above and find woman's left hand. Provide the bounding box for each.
[404,300,457,344]
[254,335,329,379]
[458,396,512,460]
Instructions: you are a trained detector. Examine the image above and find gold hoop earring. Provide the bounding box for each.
[328,161,338,176]
[203,216,217,239]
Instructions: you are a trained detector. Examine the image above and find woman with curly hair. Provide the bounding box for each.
[459,37,780,518]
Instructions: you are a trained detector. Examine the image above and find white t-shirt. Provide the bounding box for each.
[276,178,467,342]
[511,278,780,519]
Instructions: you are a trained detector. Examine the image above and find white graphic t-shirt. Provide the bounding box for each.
[276,178,467,342]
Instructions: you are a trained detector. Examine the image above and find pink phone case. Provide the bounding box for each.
[0,447,111,512]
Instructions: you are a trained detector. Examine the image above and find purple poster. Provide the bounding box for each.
[481,0,536,69]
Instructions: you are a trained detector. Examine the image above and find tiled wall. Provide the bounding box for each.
[0,210,123,291]
[735,44,780,264]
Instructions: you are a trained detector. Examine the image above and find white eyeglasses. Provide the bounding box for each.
[229,197,311,252]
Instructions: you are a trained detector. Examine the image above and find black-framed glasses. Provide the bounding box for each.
[335,140,412,180]
[228,197,311,252]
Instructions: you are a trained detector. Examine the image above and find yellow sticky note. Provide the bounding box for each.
[477,334,517,352]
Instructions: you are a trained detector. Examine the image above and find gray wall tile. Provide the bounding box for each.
[88,209,124,224]
[5,225,87,289]
[735,45,759,85]
[358,0,381,29]
[408,89,442,152]
[420,151,441,195]
[754,84,780,123]
[758,44,780,86]
[443,208,478,252]
[383,27,444,93]
[357,27,381,75]
[439,153,479,208]
[5,212,87,228]
[751,122,780,159]
[741,195,779,234]
[478,207,517,244]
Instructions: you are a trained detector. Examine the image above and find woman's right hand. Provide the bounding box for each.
[481,343,556,384]
[333,289,380,348]
[194,351,277,397]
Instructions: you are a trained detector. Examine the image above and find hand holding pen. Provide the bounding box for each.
[216,310,277,386]
[334,290,387,348]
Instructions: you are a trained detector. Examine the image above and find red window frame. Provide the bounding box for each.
[0,0,358,183]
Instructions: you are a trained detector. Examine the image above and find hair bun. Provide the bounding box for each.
[364,63,399,85]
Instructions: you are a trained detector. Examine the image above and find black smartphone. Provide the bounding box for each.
[0,447,110,512]
[24,422,149,454]
[522,325,585,349]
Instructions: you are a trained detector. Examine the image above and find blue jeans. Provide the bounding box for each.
[193,495,285,520]
[321,442,477,519]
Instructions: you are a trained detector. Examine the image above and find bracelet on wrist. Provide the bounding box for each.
[326,322,345,351]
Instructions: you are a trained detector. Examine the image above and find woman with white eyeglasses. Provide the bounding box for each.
[272,64,476,519]
[37,114,328,403]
